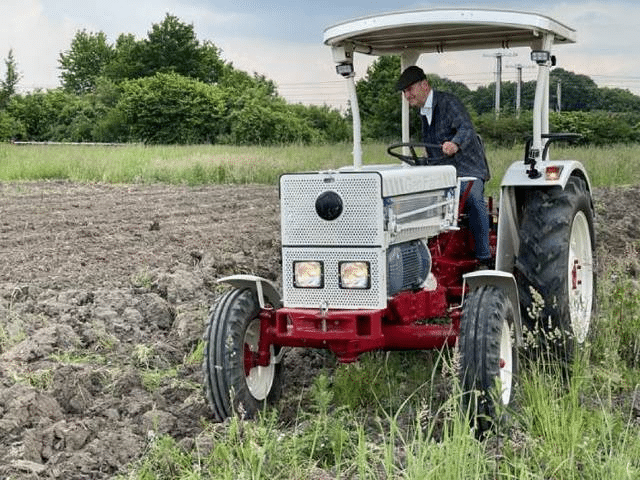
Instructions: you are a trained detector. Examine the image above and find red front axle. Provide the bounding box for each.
[255,285,460,364]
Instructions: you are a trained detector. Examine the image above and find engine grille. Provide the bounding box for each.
[280,172,384,247]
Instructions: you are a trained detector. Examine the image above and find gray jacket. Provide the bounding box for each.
[420,90,490,181]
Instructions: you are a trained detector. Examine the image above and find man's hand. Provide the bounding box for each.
[442,141,459,156]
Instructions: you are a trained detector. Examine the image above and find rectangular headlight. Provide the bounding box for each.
[339,261,370,289]
[294,261,323,288]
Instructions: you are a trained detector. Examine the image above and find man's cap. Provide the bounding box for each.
[396,66,427,91]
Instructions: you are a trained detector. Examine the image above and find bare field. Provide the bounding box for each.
[0,181,638,478]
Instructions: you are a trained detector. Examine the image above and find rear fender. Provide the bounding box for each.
[217,275,282,309]
[463,270,523,346]
[496,161,592,272]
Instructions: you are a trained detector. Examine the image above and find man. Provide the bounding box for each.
[396,65,491,268]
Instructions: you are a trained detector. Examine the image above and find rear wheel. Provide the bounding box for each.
[459,285,518,434]
[515,176,595,363]
[203,288,283,421]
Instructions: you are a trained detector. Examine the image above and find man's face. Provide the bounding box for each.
[403,80,430,108]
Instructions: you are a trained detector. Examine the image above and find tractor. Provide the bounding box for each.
[202,9,595,430]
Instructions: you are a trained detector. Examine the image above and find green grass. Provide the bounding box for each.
[3,143,640,195]
[0,143,365,185]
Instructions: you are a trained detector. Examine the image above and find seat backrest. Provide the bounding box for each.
[476,134,491,182]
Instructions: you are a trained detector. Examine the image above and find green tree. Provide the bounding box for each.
[0,109,25,140]
[103,33,146,82]
[143,14,200,78]
[223,95,320,145]
[550,68,599,111]
[356,56,403,141]
[596,87,640,112]
[1,49,21,109]
[59,30,114,94]
[291,104,350,143]
[105,14,224,84]
[217,62,277,95]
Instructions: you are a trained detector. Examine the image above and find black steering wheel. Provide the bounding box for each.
[387,142,448,166]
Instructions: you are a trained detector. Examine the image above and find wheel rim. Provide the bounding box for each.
[499,317,513,405]
[568,210,593,343]
[243,318,275,401]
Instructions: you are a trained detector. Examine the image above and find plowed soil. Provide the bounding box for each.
[0,180,638,479]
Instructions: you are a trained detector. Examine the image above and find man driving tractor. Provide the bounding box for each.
[396,65,491,268]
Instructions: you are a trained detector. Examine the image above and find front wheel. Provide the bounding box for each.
[203,288,283,421]
[459,285,518,434]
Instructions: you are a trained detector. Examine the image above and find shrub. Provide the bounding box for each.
[115,72,226,144]
[0,110,25,141]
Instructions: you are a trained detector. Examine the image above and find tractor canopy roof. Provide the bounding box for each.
[323,8,577,169]
[323,9,575,55]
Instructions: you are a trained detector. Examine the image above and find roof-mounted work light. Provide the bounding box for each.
[336,62,354,77]
[531,50,550,65]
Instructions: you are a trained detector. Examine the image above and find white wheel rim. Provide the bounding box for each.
[499,317,513,405]
[568,211,593,343]
[244,319,275,401]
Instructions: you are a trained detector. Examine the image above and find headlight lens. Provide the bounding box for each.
[339,261,370,289]
[294,261,323,288]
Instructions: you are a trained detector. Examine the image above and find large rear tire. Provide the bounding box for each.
[515,176,595,363]
[459,285,518,434]
[203,288,283,421]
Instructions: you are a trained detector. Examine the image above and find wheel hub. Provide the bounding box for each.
[568,211,593,344]
[243,319,276,401]
[499,317,513,405]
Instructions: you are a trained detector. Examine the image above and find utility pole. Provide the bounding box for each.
[484,52,517,117]
[556,79,562,112]
[515,64,522,118]
[506,63,534,118]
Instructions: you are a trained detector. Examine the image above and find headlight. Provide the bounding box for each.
[339,261,370,289]
[294,261,323,288]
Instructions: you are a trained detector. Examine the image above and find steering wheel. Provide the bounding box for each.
[387,142,448,166]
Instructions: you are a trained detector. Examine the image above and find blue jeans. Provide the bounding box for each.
[460,180,490,261]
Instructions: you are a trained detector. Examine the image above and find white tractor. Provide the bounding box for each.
[203,9,595,432]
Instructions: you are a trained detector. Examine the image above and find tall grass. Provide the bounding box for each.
[2,142,639,192]
[0,143,367,185]
[119,347,640,479]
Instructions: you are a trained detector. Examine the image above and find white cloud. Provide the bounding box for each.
[547,2,640,89]
[0,0,77,90]
[3,0,640,100]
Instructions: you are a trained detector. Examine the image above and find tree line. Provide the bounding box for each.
[1,15,640,146]
[0,14,350,145]
[357,56,640,146]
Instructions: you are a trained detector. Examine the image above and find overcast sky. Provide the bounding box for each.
[2,0,639,109]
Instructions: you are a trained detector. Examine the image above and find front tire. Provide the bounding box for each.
[203,288,283,421]
[459,285,518,434]
[515,176,595,363]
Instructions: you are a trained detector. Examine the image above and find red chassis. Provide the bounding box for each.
[249,225,497,367]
